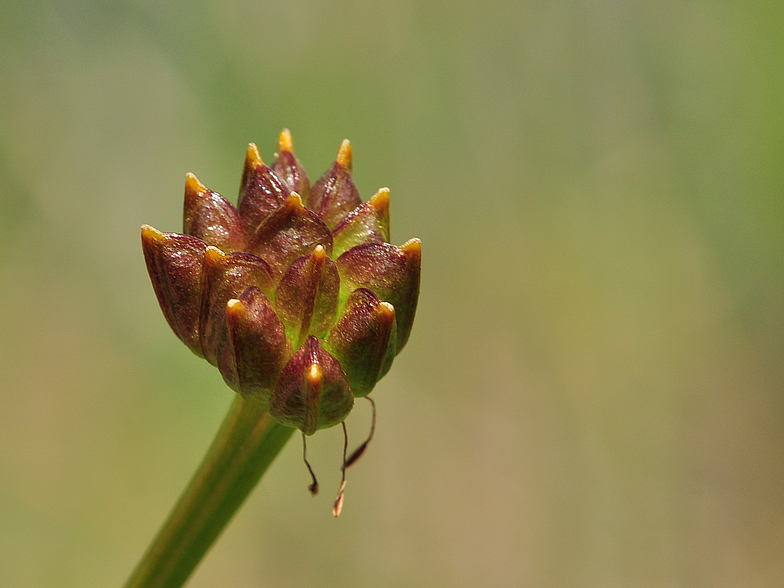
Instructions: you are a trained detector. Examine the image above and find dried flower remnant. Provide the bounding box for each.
[142,130,420,514]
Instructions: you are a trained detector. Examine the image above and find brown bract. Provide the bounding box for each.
[142,130,421,434]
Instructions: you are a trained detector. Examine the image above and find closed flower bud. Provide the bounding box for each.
[325,288,396,396]
[270,335,353,435]
[142,131,420,436]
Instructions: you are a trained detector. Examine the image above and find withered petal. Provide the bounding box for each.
[270,336,353,435]
[325,288,396,397]
[246,193,333,278]
[183,173,246,252]
[336,239,421,354]
[141,225,206,357]
[199,247,275,366]
[331,187,390,258]
[225,287,292,403]
[275,245,340,348]
[238,143,291,237]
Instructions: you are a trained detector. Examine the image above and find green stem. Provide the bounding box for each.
[123,394,295,588]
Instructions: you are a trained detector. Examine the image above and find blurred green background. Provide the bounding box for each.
[1,0,783,586]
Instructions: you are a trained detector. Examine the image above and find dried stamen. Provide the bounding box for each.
[332,422,349,517]
[345,396,376,469]
[302,433,319,495]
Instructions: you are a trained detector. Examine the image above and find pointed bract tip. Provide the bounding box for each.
[312,244,326,261]
[204,245,226,265]
[379,301,396,321]
[336,139,352,171]
[185,172,207,195]
[307,362,322,384]
[141,224,165,244]
[246,143,263,167]
[369,187,390,210]
[278,129,294,153]
[401,238,422,255]
[226,297,244,315]
[283,192,305,211]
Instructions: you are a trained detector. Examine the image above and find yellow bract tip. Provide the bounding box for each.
[278,128,294,152]
[400,238,421,255]
[246,143,263,168]
[204,245,226,264]
[312,244,326,260]
[284,192,305,211]
[307,363,322,384]
[379,301,395,320]
[141,225,165,244]
[369,187,390,210]
[336,139,352,171]
[185,172,207,195]
[226,298,244,315]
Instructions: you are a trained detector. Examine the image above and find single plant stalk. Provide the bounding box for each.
[123,394,295,588]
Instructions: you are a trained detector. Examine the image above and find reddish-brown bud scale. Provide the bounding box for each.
[142,132,420,434]
[184,173,247,252]
[272,129,311,201]
[225,288,290,400]
[238,143,291,237]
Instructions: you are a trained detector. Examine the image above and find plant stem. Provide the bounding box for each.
[123,394,295,588]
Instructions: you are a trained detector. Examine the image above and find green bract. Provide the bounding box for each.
[142,130,420,435]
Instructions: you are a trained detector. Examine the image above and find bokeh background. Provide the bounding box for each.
[1,0,783,586]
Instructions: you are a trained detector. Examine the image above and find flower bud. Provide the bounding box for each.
[238,143,291,236]
[141,225,207,357]
[325,288,396,396]
[225,287,290,401]
[142,131,420,435]
[336,239,421,353]
[246,193,334,277]
[183,173,246,252]
[331,187,390,257]
[275,245,340,348]
[272,129,311,201]
[270,335,353,435]
[307,140,361,229]
[199,247,274,366]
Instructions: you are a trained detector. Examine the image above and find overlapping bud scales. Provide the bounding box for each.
[142,130,420,435]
